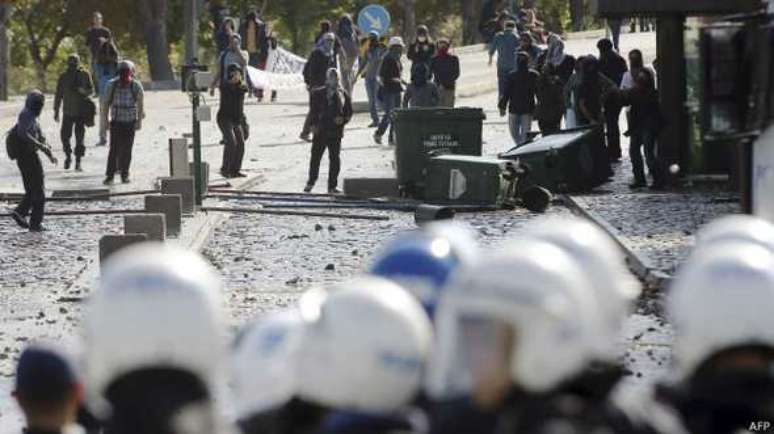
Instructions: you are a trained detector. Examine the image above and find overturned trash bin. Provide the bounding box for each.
[415,205,455,224]
[393,108,486,198]
[501,126,611,193]
[425,155,521,207]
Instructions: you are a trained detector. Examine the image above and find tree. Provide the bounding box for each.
[461,0,483,44]
[569,0,584,31]
[0,5,12,100]
[137,0,174,80]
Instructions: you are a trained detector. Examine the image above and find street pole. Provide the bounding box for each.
[0,5,12,101]
[184,0,198,63]
[192,91,203,206]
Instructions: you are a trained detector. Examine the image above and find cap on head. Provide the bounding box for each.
[389,36,405,47]
[15,343,78,403]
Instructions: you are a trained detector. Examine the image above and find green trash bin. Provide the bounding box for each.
[425,155,519,207]
[393,107,486,198]
[500,126,611,194]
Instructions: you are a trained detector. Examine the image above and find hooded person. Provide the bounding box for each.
[534,61,565,135]
[374,37,405,146]
[54,54,94,171]
[83,243,229,434]
[337,14,360,96]
[407,25,436,76]
[545,33,574,85]
[499,52,538,147]
[358,30,387,127]
[103,59,144,185]
[430,38,460,108]
[300,32,338,142]
[217,63,249,179]
[216,17,236,54]
[403,63,440,108]
[488,20,520,99]
[304,68,352,194]
[8,90,57,232]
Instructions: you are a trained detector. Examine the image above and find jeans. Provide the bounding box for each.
[365,77,381,124]
[508,113,532,146]
[106,121,136,178]
[218,116,246,175]
[301,90,316,137]
[629,127,659,185]
[14,152,45,229]
[438,86,456,108]
[61,115,86,158]
[308,134,342,189]
[497,68,510,100]
[376,92,401,143]
[99,94,109,142]
[605,103,623,160]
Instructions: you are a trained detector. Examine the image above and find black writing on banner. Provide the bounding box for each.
[423,134,460,150]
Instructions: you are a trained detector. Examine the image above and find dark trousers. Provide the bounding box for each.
[307,134,342,189]
[301,91,315,136]
[630,128,660,184]
[61,115,86,158]
[605,104,623,160]
[14,152,45,228]
[376,92,401,143]
[106,121,136,178]
[538,118,562,135]
[218,116,246,175]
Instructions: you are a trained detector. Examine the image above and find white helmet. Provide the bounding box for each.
[426,240,600,398]
[696,215,774,252]
[423,221,480,266]
[231,309,306,419]
[668,240,774,376]
[388,36,405,47]
[297,276,433,413]
[518,217,639,359]
[84,243,225,411]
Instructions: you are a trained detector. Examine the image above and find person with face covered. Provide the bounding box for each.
[407,25,436,78]
[305,68,352,194]
[301,33,337,142]
[374,37,405,146]
[54,54,94,172]
[9,90,57,232]
[403,63,440,108]
[218,64,248,179]
[104,60,144,185]
[337,14,360,96]
[430,38,460,108]
[358,31,387,127]
[499,52,538,147]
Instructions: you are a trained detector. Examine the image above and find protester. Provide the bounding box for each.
[619,71,665,190]
[535,62,565,135]
[407,25,436,77]
[300,32,337,142]
[84,243,227,434]
[104,60,144,185]
[218,64,248,179]
[239,10,269,100]
[545,33,574,85]
[576,56,615,127]
[563,55,585,128]
[358,31,386,127]
[430,38,460,108]
[264,30,280,102]
[8,90,57,232]
[315,20,345,66]
[499,52,538,147]
[216,17,236,54]
[621,49,656,90]
[211,33,251,94]
[374,37,405,146]
[337,14,360,96]
[403,63,440,108]
[54,54,94,172]
[608,18,623,51]
[205,0,228,33]
[598,38,628,162]
[13,344,82,434]
[517,32,542,71]
[488,20,519,98]
[305,68,352,194]
[94,38,119,147]
[84,11,111,81]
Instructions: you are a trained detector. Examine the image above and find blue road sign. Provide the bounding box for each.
[358,5,391,36]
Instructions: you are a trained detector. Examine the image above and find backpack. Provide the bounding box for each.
[5,125,20,161]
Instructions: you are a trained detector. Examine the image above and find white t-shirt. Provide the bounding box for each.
[621,66,657,90]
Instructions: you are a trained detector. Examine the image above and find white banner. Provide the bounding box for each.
[247,47,307,91]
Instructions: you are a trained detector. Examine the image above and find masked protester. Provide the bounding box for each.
[210,33,251,96]
[239,10,269,101]
[659,231,774,434]
[430,38,460,108]
[488,21,520,99]
[407,25,436,77]
[103,60,144,185]
[337,14,360,96]
[304,68,352,194]
[300,32,337,142]
[403,63,440,108]
[8,90,57,232]
[535,62,564,135]
[216,17,236,54]
[218,64,248,179]
[374,37,405,146]
[499,52,538,147]
[358,31,387,127]
[54,54,94,171]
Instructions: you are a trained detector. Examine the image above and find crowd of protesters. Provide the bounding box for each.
[13,212,774,434]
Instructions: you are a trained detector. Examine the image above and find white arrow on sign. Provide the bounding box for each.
[364,10,383,31]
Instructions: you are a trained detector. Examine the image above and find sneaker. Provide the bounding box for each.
[64,156,72,170]
[373,133,382,145]
[328,187,342,195]
[11,211,29,229]
[299,133,312,143]
[103,176,114,185]
[303,184,314,193]
[75,160,82,172]
[121,175,131,184]
[220,169,232,179]
[628,181,646,190]
[29,225,48,233]
[233,172,247,178]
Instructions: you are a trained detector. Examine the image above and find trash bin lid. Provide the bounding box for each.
[502,129,591,157]
[393,107,486,121]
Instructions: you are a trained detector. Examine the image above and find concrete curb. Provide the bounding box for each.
[561,194,672,289]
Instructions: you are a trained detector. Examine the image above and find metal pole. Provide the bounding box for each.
[192,91,203,206]
[184,0,198,63]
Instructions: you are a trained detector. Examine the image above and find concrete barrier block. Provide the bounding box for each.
[52,189,110,200]
[189,161,210,194]
[124,213,166,242]
[344,178,400,199]
[169,138,190,178]
[99,234,148,266]
[160,177,195,214]
[145,194,183,236]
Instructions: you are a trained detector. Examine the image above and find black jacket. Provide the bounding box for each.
[303,49,336,88]
[218,81,247,122]
[408,41,436,66]
[379,55,403,94]
[499,69,539,114]
[310,89,353,139]
[430,54,460,89]
[599,51,628,89]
